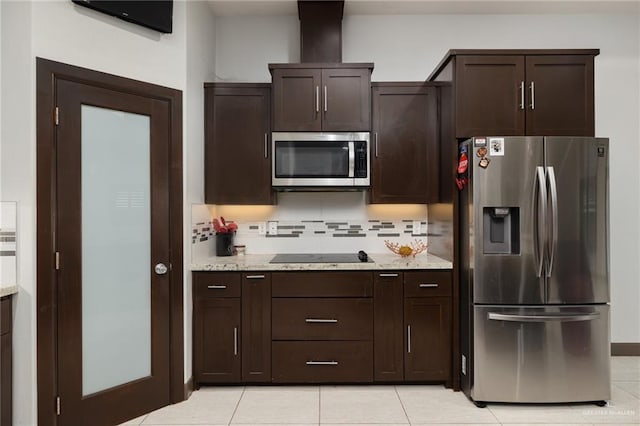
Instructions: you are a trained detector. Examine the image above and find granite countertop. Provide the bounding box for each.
[0,285,18,298]
[191,252,452,271]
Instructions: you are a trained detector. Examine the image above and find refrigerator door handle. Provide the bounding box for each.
[488,312,600,322]
[546,166,559,277]
[534,166,547,277]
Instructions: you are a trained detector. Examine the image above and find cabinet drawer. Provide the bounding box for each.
[272,271,373,297]
[404,270,451,297]
[272,341,373,383]
[193,272,241,298]
[272,298,372,340]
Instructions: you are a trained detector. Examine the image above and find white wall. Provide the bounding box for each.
[215,12,640,343]
[214,15,299,82]
[1,2,36,425]
[185,0,216,382]
[32,1,187,89]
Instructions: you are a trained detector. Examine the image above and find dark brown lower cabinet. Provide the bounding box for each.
[1,296,11,426]
[241,273,271,382]
[193,269,452,386]
[373,272,404,382]
[404,297,451,381]
[194,298,241,385]
[193,272,272,386]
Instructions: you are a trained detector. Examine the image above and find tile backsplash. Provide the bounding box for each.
[190,192,446,260]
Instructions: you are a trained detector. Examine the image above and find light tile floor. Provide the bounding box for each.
[121,357,640,425]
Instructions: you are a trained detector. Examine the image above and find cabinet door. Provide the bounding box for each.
[322,68,371,131]
[205,85,272,204]
[272,68,322,131]
[194,298,240,384]
[404,297,451,381]
[371,84,439,203]
[525,55,594,136]
[373,272,404,382]
[241,273,271,383]
[455,55,525,137]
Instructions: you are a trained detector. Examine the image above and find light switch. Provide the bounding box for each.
[412,220,422,235]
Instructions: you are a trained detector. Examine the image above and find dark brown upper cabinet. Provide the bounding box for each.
[429,50,598,138]
[370,83,439,204]
[270,63,373,132]
[204,83,273,205]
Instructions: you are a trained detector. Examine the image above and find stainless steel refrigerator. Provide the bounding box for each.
[459,136,610,406]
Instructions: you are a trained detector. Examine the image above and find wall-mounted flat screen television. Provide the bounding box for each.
[72,1,173,34]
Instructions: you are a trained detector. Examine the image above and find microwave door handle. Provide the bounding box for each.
[348,142,355,178]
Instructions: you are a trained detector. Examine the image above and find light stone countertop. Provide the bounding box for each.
[0,285,18,298]
[191,252,452,271]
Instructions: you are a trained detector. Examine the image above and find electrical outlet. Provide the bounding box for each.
[461,354,467,375]
[412,220,422,235]
[257,222,266,235]
[267,221,278,235]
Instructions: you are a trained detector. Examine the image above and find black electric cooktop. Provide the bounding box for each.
[270,252,372,264]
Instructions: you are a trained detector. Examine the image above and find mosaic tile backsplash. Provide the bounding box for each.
[193,219,427,241]
[191,218,442,258]
[189,193,453,259]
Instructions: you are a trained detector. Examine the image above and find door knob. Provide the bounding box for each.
[154,263,168,275]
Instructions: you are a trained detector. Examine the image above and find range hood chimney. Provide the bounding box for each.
[298,0,344,62]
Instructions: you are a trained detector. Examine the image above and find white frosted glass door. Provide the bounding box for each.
[81,105,151,396]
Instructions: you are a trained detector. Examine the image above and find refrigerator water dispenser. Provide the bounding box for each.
[483,207,520,254]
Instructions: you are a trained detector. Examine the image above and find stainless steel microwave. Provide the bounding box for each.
[271,132,370,188]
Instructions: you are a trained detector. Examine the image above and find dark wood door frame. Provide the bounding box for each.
[36,57,184,426]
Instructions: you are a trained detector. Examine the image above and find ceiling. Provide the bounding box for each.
[206,0,640,16]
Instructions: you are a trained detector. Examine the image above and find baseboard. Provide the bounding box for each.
[184,376,194,399]
[611,343,640,356]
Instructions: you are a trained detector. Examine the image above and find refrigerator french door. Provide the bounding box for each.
[460,136,610,405]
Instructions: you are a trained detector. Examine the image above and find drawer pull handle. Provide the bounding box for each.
[207,285,227,289]
[305,318,338,323]
[379,273,399,277]
[419,283,438,288]
[245,275,265,279]
[306,360,338,366]
[407,325,412,353]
